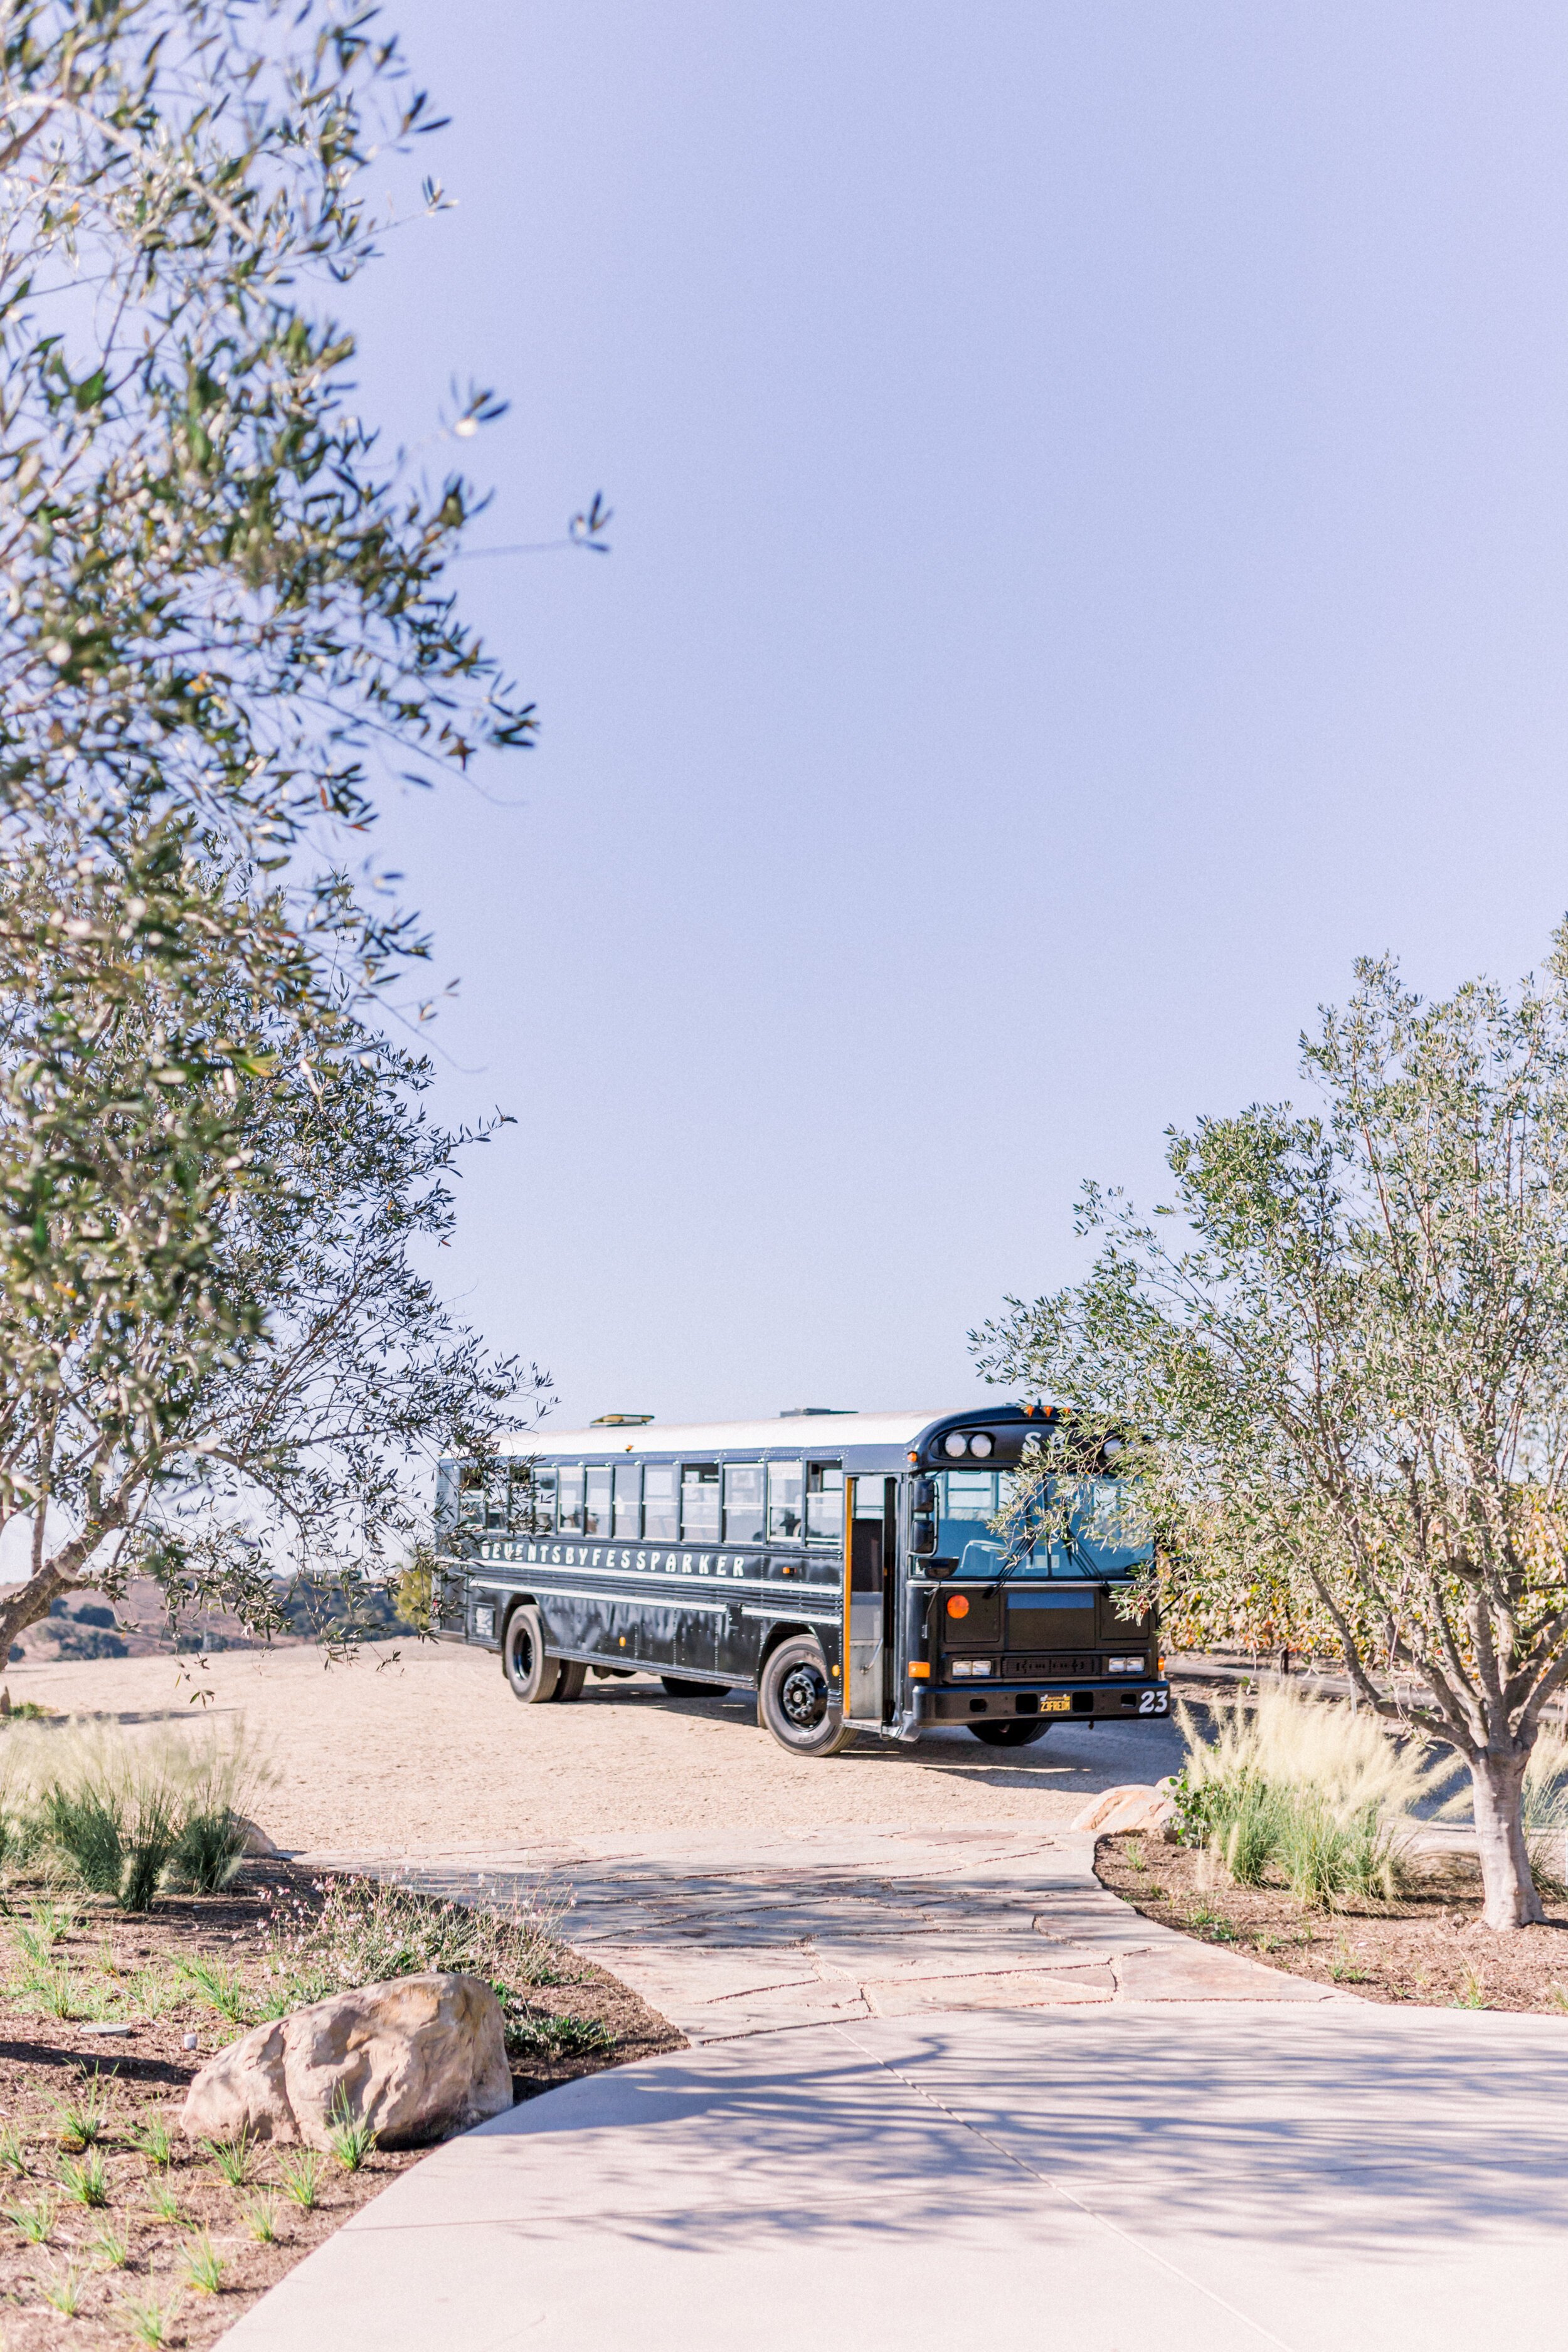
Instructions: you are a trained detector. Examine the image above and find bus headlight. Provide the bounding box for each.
[950,1658,993,1678]
[1107,1655,1144,1674]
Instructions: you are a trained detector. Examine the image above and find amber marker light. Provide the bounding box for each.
[946,1594,970,1619]
[908,1662,930,1678]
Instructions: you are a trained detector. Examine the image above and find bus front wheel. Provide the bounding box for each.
[758,1636,854,1757]
[968,1719,1051,1747]
[504,1606,560,1705]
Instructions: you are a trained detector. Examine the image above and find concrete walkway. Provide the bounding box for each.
[225,2000,1568,2352]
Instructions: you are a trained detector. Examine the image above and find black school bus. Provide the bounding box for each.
[435,1403,1169,1756]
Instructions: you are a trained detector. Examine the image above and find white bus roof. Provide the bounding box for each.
[499,1411,968,1459]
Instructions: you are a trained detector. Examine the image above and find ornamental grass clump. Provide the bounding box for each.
[1522,1734,1568,1902]
[1,1722,274,1912]
[1175,1688,1449,1909]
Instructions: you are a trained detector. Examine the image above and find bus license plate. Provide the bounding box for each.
[1041,1694,1073,1714]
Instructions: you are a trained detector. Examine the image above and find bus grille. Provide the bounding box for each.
[1003,1654,1099,1679]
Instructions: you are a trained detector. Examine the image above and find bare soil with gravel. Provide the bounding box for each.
[0,1861,678,2349]
[0,1639,1186,1854]
[1096,1830,1568,2012]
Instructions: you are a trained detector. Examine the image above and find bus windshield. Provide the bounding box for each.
[938,1468,1151,1579]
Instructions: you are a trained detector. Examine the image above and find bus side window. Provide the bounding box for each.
[485,1468,508,1530]
[644,1465,678,1539]
[681,1464,721,1542]
[766,1460,803,1542]
[613,1461,642,1538]
[558,1466,585,1534]
[723,1463,765,1543]
[458,1466,484,1527]
[509,1463,549,1533]
[805,1463,843,1544]
[584,1466,612,1535]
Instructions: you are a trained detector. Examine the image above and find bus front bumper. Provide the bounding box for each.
[927,1677,1170,1725]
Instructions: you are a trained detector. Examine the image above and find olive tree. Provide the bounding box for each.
[0,0,531,912]
[975,946,1568,1931]
[0,4,547,1641]
[0,833,538,1655]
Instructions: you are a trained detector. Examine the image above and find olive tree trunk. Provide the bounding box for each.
[1470,1745,1544,1931]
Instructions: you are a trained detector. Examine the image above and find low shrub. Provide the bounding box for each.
[263,1874,566,2021]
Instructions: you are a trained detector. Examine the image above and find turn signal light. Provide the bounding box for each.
[908,1661,931,1679]
[946,1594,970,1619]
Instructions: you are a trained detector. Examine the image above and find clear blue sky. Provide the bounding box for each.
[347,1,1568,1431]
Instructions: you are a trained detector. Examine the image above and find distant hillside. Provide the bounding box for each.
[2,1575,421,1664]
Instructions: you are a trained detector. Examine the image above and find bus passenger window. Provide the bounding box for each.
[805,1463,844,1544]
[644,1465,678,1539]
[458,1466,484,1527]
[766,1460,804,1541]
[723,1464,765,1543]
[511,1463,551,1533]
[585,1466,612,1536]
[613,1461,642,1538]
[558,1466,585,1534]
[681,1464,721,1542]
[485,1469,508,1530]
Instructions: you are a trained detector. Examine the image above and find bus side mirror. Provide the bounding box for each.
[911,1512,936,1555]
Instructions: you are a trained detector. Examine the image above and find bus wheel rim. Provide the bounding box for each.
[780,1664,826,1729]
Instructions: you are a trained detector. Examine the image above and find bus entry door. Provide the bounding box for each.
[846,1476,893,1723]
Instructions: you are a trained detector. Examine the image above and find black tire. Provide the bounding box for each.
[758,1635,855,1757]
[546,1660,588,1703]
[969,1718,1052,1747]
[503,1606,560,1704]
[660,1674,718,1698]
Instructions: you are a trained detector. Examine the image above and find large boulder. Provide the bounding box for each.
[180,1971,512,2151]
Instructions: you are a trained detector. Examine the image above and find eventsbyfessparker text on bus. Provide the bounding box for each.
[433,1404,1170,1756]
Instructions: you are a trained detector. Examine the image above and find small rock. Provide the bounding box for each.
[182,2032,199,2050]
[1072,1784,1179,1835]
[179,1971,511,2152]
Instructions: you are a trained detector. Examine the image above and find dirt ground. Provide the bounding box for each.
[1096,1831,1568,2012]
[0,1641,1186,1856]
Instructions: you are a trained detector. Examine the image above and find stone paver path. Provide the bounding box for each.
[304,1823,1353,2037]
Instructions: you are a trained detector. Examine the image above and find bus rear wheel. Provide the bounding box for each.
[504,1606,560,1705]
[546,1660,588,1702]
[759,1635,854,1757]
[969,1719,1051,1747]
